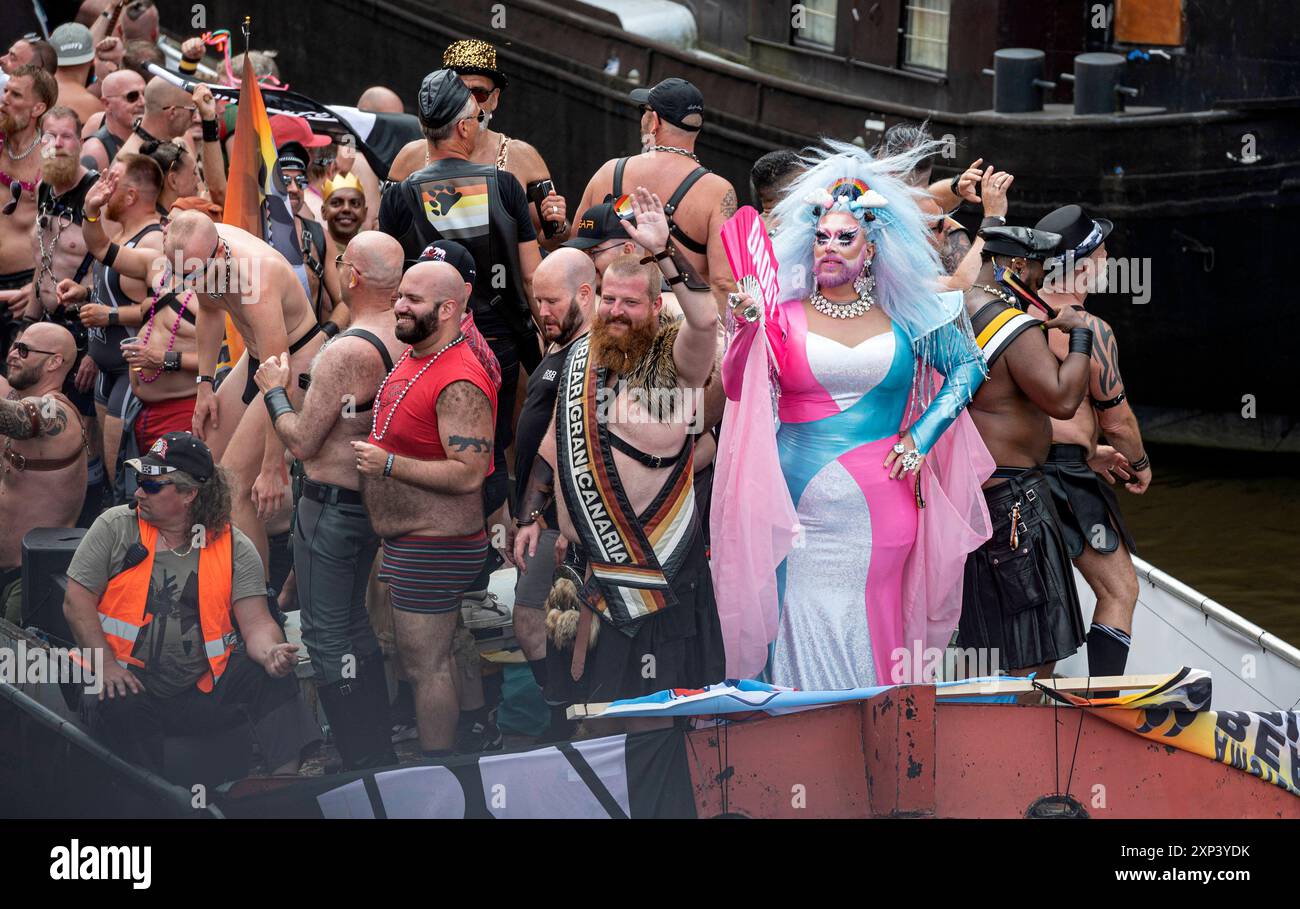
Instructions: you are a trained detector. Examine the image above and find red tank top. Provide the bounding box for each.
[369,340,498,473]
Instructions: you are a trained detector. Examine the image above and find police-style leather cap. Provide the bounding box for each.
[417,68,473,130]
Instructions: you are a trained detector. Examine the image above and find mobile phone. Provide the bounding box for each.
[527,179,561,239]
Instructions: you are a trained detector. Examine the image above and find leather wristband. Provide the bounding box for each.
[980,215,1006,229]
[164,350,181,371]
[1129,453,1150,472]
[383,452,395,477]
[196,374,215,386]
[949,173,963,195]
[201,119,219,143]
[263,386,295,424]
[103,242,120,269]
[321,320,340,338]
[180,57,201,75]
[639,249,673,265]
[1068,327,1094,356]
[665,273,688,286]
[108,310,119,327]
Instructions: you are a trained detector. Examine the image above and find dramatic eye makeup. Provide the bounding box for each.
[814,228,860,247]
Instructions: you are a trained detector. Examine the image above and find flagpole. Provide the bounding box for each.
[241,16,251,56]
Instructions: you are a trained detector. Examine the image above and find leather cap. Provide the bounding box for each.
[417,68,473,130]
[979,225,1063,260]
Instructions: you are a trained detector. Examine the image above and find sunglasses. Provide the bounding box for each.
[461,109,487,125]
[469,87,494,104]
[164,104,198,114]
[137,478,174,494]
[3,182,21,216]
[106,90,143,104]
[13,341,58,358]
[280,173,309,189]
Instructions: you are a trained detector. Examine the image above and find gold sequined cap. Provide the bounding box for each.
[442,39,508,88]
[322,172,364,203]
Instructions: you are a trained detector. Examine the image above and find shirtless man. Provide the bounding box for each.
[349,260,497,757]
[1031,204,1152,684]
[389,39,571,251]
[0,322,88,623]
[0,66,56,354]
[514,187,723,732]
[79,69,144,171]
[577,78,738,316]
[49,24,102,126]
[115,77,194,161]
[79,175,328,576]
[253,231,406,769]
[956,226,1094,681]
[278,143,344,329]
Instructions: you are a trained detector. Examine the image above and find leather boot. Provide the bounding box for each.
[316,671,396,772]
[355,653,398,766]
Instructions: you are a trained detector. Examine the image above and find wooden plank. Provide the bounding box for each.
[566,675,1167,719]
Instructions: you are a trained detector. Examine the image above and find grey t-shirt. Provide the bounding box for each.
[68,505,266,698]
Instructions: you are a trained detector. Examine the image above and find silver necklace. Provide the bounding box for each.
[650,145,699,162]
[3,131,41,162]
[810,272,876,319]
[162,533,194,557]
[371,333,467,441]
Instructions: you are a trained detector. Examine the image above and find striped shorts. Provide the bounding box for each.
[379,531,489,614]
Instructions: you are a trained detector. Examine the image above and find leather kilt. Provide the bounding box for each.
[1041,443,1137,558]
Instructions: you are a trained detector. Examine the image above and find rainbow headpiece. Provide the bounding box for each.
[322,173,364,203]
[804,177,889,220]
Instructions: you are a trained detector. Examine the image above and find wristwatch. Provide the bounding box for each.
[195,374,215,386]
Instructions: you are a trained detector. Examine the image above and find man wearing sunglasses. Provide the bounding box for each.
[253,231,408,769]
[80,168,329,581]
[0,322,87,625]
[62,431,320,776]
[114,77,195,162]
[276,143,344,332]
[80,69,145,173]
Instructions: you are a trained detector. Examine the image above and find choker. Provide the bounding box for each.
[133,122,161,145]
[650,145,699,162]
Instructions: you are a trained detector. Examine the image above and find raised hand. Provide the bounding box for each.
[83,170,119,220]
[620,185,669,254]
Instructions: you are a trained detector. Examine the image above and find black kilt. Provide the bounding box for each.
[1041,443,1137,558]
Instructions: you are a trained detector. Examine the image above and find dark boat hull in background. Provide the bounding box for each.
[156,0,1300,449]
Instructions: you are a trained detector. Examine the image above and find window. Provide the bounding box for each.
[903,0,951,71]
[794,0,838,50]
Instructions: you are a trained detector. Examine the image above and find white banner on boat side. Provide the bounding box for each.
[1057,557,1300,713]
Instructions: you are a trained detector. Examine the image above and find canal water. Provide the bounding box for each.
[1119,444,1300,646]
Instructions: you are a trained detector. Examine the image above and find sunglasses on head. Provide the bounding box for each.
[13,341,58,358]
[137,478,174,494]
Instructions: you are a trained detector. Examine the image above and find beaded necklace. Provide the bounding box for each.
[135,278,193,383]
[371,333,466,442]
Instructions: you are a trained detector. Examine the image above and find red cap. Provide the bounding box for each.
[269,114,332,149]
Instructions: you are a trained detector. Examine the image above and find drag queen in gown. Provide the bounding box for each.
[716,141,993,690]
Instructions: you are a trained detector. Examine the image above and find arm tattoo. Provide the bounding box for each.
[1088,315,1124,399]
[448,435,490,453]
[720,188,737,219]
[942,230,971,274]
[0,397,67,439]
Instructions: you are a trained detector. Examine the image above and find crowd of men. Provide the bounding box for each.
[0,6,1151,777]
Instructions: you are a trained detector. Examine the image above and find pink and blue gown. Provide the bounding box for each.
[721,298,986,690]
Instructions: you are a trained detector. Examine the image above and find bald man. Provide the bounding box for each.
[81,69,145,171]
[0,323,88,623]
[252,232,407,769]
[507,248,595,720]
[115,77,194,160]
[349,260,497,756]
[357,86,404,114]
[80,176,327,578]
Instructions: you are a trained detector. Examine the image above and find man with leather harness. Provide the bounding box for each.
[379,69,541,574]
[253,231,408,771]
[79,171,328,580]
[79,68,144,172]
[0,322,88,623]
[513,188,723,732]
[277,142,345,333]
[956,225,1094,680]
[1011,205,1152,686]
[577,77,739,317]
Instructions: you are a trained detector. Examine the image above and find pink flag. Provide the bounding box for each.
[712,209,800,678]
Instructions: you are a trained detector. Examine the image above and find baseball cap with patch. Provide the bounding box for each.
[126,432,214,483]
[50,23,94,67]
[629,77,704,132]
[562,195,636,250]
[417,239,477,285]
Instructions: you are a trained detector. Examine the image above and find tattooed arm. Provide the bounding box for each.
[706,180,740,318]
[1087,314,1151,493]
[0,396,68,439]
[385,381,494,494]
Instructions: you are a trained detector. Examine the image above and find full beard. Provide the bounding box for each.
[0,111,27,136]
[545,298,585,346]
[813,251,867,290]
[40,154,78,188]
[590,311,658,374]
[6,364,37,389]
[395,310,437,344]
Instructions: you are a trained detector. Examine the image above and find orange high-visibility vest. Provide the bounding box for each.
[97,518,235,693]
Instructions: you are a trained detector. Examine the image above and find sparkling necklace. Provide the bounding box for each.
[370,333,467,441]
[136,280,193,383]
[650,145,699,162]
[2,130,41,162]
[810,273,876,319]
[975,283,1017,307]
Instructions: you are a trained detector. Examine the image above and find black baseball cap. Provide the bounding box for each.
[629,78,704,132]
[126,432,214,483]
[562,195,636,250]
[416,239,477,284]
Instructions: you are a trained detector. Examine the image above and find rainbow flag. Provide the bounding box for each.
[219,56,298,365]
